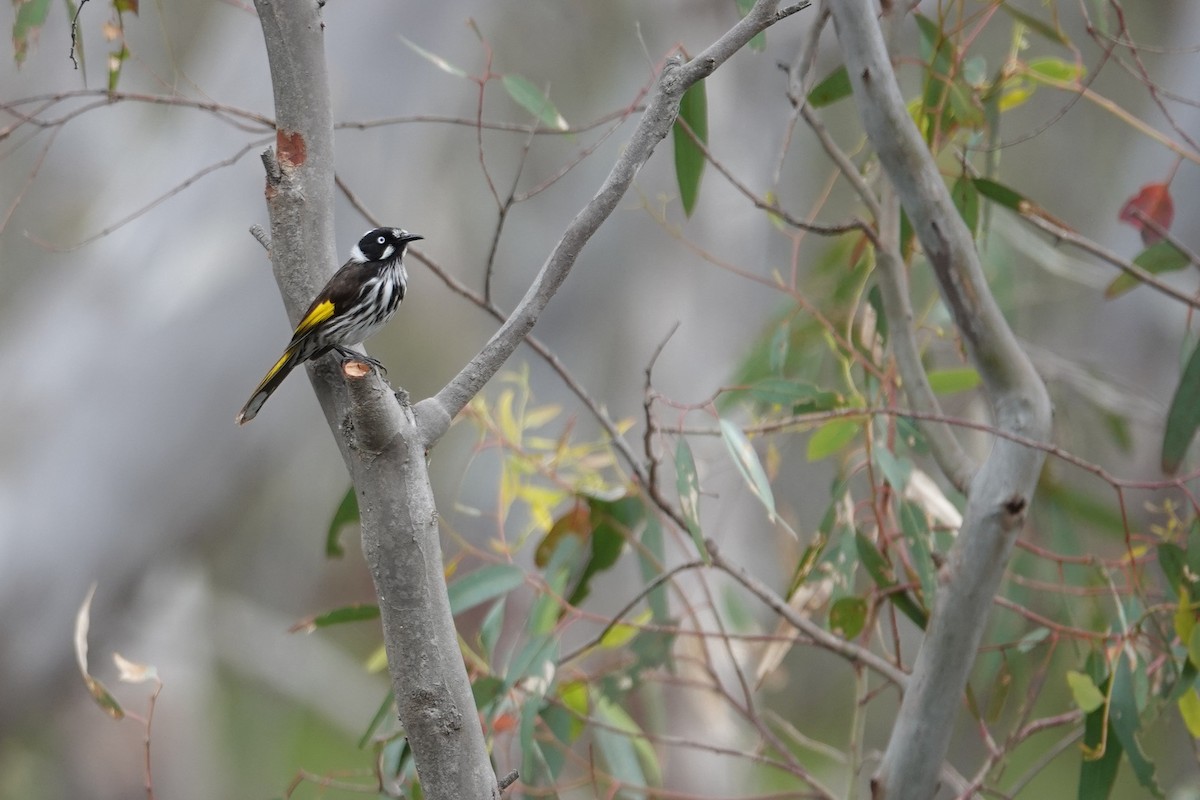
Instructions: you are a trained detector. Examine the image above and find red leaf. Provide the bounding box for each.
[1119,182,1174,246]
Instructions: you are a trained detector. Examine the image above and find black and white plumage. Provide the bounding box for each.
[236,227,422,424]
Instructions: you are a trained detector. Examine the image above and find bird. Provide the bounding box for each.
[236,226,423,424]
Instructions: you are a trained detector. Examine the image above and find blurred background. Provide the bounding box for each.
[2,1,1199,798]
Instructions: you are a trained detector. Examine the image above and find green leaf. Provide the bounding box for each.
[829,596,867,639]
[806,418,860,461]
[325,486,359,558]
[873,448,912,492]
[479,596,506,660]
[1159,543,1186,598]
[1027,56,1084,83]
[927,367,982,395]
[1179,688,1200,738]
[398,34,468,77]
[1108,655,1164,796]
[447,564,526,615]
[719,418,778,523]
[504,634,557,694]
[538,702,576,779]
[1162,337,1200,473]
[973,177,1026,212]
[561,496,633,607]
[855,532,928,628]
[519,695,547,785]
[501,74,569,130]
[1105,241,1190,299]
[1000,2,1070,46]
[913,14,955,143]
[307,604,380,629]
[1079,673,1122,800]
[899,501,937,606]
[592,692,657,799]
[1066,670,1105,713]
[107,44,129,93]
[807,66,853,108]
[1016,627,1051,653]
[472,675,504,711]
[735,0,766,51]
[13,0,52,66]
[673,80,708,217]
[1190,625,1200,671]
[951,174,979,237]
[675,439,710,562]
[635,503,670,622]
[357,691,395,749]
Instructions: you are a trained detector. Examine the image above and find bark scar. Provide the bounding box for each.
[276,129,307,168]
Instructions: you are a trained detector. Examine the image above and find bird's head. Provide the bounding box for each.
[350,227,423,263]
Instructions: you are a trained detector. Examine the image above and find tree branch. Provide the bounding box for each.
[414,0,811,449]
[827,3,1053,798]
[252,2,497,798]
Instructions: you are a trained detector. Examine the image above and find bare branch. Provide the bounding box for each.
[415,0,811,448]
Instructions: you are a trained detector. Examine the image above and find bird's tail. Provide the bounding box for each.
[236,345,303,424]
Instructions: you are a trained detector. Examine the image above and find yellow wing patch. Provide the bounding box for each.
[261,349,294,386]
[295,299,335,336]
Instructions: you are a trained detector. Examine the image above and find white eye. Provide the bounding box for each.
[377,236,386,245]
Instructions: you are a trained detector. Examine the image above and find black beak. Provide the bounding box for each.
[401,232,424,244]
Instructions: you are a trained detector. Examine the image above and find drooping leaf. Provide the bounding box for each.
[1108,655,1164,796]
[899,501,937,606]
[398,34,468,77]
[325,486,359,558]
[107,43,130,92]
[873,448,912,492]
[592,691,659,798]
[1079,673,1122,799]
[479,596,506,660]
[855,532,928,628]
[635,502,670,622]
[807,65,853,108]
[448,564,526,615]
[1104,240,1190,299]
[74,584,124,719]
[1159,543,1187,598]
[1000,2,1069,45]
[567,495,635,606]
[951,174,980,237]
[1162,338,1200,474]
[675,439,709,562]
[1119,182,1174,247]
[13,0,52,65]
[501,74,569,130]
[719,419,780,529]
[673,80,708,217]
[357,691,395,748]
[519,695,547,785]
